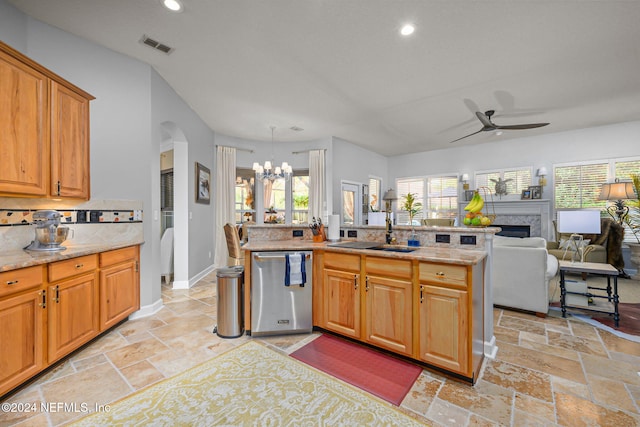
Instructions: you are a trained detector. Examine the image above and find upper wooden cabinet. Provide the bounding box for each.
[0,41,94,200]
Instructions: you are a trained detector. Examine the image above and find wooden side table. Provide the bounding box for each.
[558,260,620,327]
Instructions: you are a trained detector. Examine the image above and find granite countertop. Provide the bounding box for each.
[242,240,486,265]
[0,240,144,273]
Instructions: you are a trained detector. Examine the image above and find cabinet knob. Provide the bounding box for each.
[436,272,445,278]
[6,280,19,285]
[75,263,84,269]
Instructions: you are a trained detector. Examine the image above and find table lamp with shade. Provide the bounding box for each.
[556,210,601,263]
[599,178,636,226]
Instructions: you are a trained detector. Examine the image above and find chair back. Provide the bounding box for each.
[224,223,243,260]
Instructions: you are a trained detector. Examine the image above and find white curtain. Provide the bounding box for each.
[214,146,236,268]
[309,150,325,221]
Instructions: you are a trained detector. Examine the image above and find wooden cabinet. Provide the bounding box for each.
[0,245,140,397]
[0,46,48,196]
[324,268,360,338]
[47,255,99,363]
[0,267,45,396]
[0,41,93,200]
[418,284,467,372]
[99,246,140,331]
[50,81,91,198]
[364,257,413,356]
[417,261,484,380]
[322,252,361,338]
[315,250,485,382]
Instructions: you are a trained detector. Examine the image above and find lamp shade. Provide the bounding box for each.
[557,210,601,234]
[382,189,397,201]
[537,167,548,177]
[599,181,635,200]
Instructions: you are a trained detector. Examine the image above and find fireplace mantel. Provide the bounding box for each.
[458,199,552,240]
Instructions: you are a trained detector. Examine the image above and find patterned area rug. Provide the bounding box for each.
[69,341,426,426]
[290,334,422,406]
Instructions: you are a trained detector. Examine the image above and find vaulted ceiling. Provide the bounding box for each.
[9,0,640,156]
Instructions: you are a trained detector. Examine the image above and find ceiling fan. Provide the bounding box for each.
[450,110,549,143]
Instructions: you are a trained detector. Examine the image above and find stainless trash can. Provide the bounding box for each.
[214,265,244,338]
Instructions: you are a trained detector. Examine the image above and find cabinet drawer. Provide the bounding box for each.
[100,246,138,267]
[0,266,43,298]
[324,251,361,272]
[365,256,412,279]
[48,254,97,282]
[419,262,467,287]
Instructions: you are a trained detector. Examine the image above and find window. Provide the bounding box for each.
[476,168,532,195]
[554,162,610,209]
[396,175,458,225]
[292,171,310,224]
[234,168,255,224]
[264,179,286,223]
[368,177,381,212]
[426,176,458,220]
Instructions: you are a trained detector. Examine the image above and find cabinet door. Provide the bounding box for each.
[48,273,99,363]
[0,49,48,196]
[324,268,360,338]
[99,260,139,331]
[364,275,412,355]
[418,284,468,374]
[0,290,45,396]
[50,81,90,199]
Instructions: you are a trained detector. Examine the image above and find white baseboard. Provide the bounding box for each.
[171,264,216,290]
[484,335,498,359]
[129,298,164,319]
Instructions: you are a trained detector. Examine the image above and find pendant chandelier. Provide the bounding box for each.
[253,126,292,182]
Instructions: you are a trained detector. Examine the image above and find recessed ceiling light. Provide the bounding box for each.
[162,0,183,12]
[400,24,415,36]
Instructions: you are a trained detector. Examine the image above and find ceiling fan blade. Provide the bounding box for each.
[450,129,483,143]
[494,123,549,130]
[475,111,495,128]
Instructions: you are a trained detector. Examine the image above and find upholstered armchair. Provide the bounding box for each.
[224,223,244,266]
[547,218,625,271]
[492,236,559,316]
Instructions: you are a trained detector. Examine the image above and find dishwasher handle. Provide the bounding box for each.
[253,253,311,261]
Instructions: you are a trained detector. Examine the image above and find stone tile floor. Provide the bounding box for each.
[1,271,640,426]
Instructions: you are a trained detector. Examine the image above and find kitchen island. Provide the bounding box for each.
[242,237,488,383]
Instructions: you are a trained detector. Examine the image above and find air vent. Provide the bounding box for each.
[290,126,304,132]
[140,35,173,54]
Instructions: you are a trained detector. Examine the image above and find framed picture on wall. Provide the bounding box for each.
[521,189,531,200]
[529,185,542,199]
[195,162,211,204]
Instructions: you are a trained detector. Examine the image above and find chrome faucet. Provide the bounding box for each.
[385,215,393,244]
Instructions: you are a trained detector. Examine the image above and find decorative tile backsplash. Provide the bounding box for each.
[0,209,142,226]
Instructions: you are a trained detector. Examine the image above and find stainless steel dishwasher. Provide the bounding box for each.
[251,251,313,336]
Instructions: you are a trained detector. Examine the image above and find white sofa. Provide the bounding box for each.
[492,236,559,316]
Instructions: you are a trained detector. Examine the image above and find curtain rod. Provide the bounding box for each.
[292,148,327,155]
[216,145,254,153]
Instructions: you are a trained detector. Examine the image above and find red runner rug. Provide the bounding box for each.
[290,334,422,406]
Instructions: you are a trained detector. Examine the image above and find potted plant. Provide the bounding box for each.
[401,192,422,246]
[624,173,640,278]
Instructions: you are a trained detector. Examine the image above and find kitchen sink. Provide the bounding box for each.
[368,246,417,253]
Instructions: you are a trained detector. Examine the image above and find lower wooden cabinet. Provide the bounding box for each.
[0,289,45,395]
[324,268,360,338]
[364,274,413,356]
[0,245,139,397]
[316,250,484,382]
[417,284,468,372]
[47,272,99,363]
[99,246,140,331]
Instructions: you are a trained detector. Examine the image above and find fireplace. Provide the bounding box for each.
[493,224,531,238]
[458,199,551,240]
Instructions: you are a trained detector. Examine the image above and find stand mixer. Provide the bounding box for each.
[24,210,70,252]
